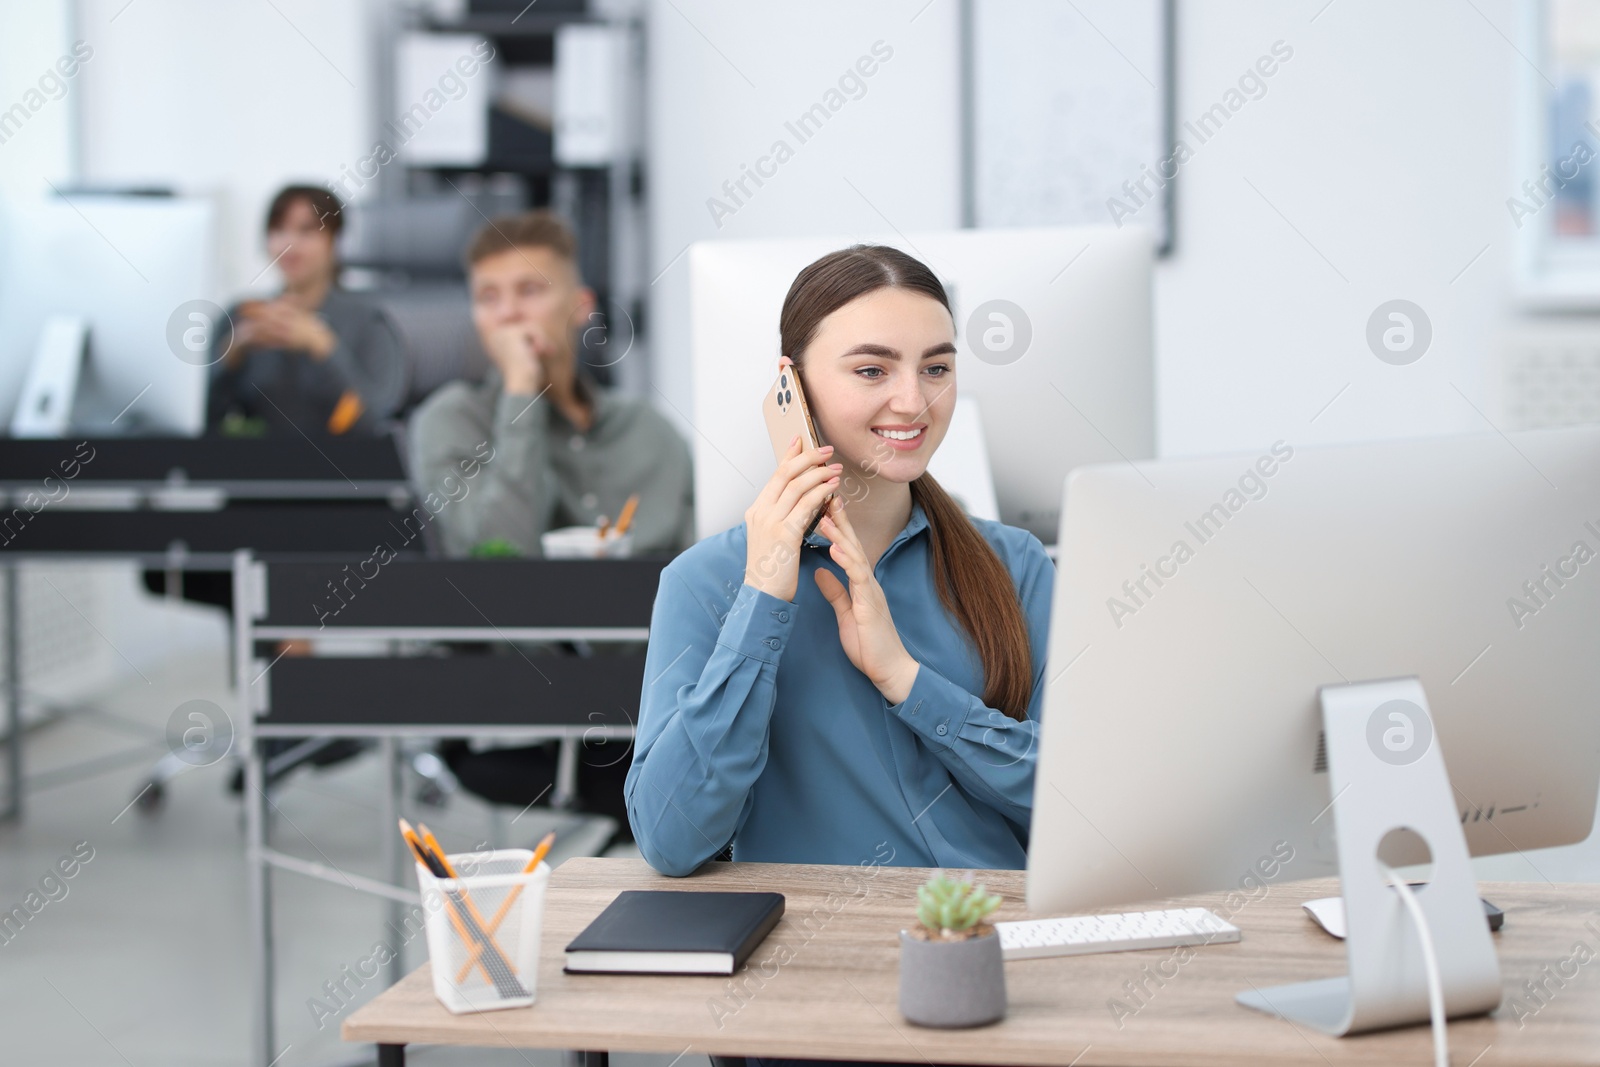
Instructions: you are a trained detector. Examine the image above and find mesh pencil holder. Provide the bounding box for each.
[416,848,550,1014]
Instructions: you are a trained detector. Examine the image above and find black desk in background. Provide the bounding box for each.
[5,502,422,559]
[237,553,669,1066]
[0,434,418,563]
[0,434,423,820]
[0,435,410,491]
[257,556,665,632]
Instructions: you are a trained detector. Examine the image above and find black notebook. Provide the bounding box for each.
[564,890,785,974]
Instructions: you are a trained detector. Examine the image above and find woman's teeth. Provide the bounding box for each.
[873,428,923,441]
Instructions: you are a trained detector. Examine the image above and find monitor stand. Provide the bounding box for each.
[11,316,86,437]
[1236,676,1502,1034]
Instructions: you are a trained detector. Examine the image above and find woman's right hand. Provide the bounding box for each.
[744,434,841,602]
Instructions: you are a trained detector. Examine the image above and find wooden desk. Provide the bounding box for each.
[343,858,1600,1066]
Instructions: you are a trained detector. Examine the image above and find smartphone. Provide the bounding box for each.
[760,363,832,534]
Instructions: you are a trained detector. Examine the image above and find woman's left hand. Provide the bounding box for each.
[813,495,920,704]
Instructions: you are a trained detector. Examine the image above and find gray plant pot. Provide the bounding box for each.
[898,928,1007,1028]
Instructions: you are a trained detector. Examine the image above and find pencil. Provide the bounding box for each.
[418,824,505,949]
[528,830,556,871]
[399,820,445,876]
[453,831,556,983]
[614,494,640,535]
[400,820,495,985]
[418,823,448,869]
[411,822,528,987]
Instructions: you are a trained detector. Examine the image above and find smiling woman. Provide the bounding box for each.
[626,244,1056,893]
[778,247,1035,718]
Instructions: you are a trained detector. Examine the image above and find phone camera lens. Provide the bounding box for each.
[780,374,788,388]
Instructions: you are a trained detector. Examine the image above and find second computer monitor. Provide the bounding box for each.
[687,225,1155,543]
[0,195,217,436]
[1027,425,1600,915]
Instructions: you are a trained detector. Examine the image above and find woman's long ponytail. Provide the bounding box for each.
[910,474,1033,720]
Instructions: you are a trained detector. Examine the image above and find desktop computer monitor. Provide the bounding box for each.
[1027,425,1600,916]
[0,194,217,436]
[687,225,1154,543]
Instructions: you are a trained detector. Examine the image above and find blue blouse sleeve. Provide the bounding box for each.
[625,570,798,877]
[881,533,1055,826]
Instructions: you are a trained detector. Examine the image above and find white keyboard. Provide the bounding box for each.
[995,907,1240,960]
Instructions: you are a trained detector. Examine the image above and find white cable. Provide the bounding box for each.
[1379,863,1448,1067]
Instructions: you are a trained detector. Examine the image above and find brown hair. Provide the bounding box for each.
[465,210,579,274]
[266,185,343,236]
[780,245,1034,721]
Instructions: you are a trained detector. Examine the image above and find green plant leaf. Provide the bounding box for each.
[913,872,1003,933]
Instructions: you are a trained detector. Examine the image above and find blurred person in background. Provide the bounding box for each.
[207,185,405,436]
[410,209,692,557]
[148,186,402,787]
[408,210,694,845]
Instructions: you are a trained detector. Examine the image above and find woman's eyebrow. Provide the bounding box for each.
[839,341,957,359]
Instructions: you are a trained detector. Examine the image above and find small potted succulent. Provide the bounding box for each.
[898,873,1006,1028]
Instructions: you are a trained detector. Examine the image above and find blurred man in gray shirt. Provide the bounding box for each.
[410,211,693,558]
[409,211,692,844]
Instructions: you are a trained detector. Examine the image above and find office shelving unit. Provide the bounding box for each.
[363,0,647,390]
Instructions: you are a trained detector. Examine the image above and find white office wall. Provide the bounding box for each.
[644,0,963,436]
[649,0,1528,460]
[0,0,78,421]
[0,0,77,196]
[1156,0,1520,457]
[73,0,376,296]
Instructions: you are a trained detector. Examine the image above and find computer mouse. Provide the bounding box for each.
[1303,890,1503,939]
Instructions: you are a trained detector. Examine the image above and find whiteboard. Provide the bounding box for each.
[972,0,1172,251]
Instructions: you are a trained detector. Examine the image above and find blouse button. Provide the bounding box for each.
[771,610,789,623]
[935,722,948,736]
[764,637,781,650]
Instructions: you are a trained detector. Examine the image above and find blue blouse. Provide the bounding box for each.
[626,501,1055,876]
